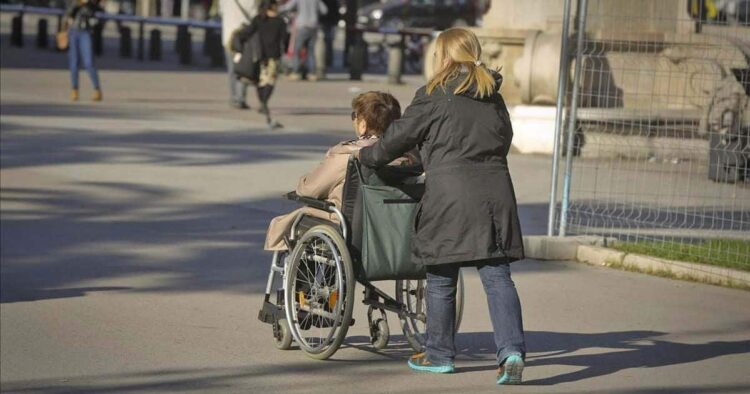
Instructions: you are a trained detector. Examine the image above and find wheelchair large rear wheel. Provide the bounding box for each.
[395,270,464,353]
[284,224,355,360]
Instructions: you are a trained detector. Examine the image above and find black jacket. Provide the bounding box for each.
[360,72,525,266]
[66,0,103,31]
[237,15,287,60]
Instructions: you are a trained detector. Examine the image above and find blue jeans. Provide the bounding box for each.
[291,26,318,74]
[225,48,248,104]
[426,261,525,366]
[68,29,100,90]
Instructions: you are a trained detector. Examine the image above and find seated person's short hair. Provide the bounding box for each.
[351,92,402,137]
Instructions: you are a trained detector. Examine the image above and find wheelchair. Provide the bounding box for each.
[258,158,465,360]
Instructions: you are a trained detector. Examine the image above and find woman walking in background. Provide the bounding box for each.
[236,0,287,128]
[65,0,103,102]
[356,28,527,385]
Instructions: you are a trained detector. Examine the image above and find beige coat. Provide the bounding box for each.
[264,138,377,251]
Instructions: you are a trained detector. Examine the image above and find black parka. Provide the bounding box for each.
[359,72,525,266]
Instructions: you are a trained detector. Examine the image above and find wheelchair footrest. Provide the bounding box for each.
[257,301,282,325]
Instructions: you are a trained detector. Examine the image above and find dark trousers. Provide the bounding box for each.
[426,261,526,366]
[68,28,100,90]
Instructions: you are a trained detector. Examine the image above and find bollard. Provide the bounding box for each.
[137,21,145,60]
[387,36,404,84]
[348,32,366,80]
[202,28,211,56]
[37,19,48,48]
[207,29,224,67]
[149,28,162,60]
[11,15,24,47]
[179,31,192,65]
[314,29,326,80]
[93,22,104,56]
[175,25,188,53]
[119,26,132,58]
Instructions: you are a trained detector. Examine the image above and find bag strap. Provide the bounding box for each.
[232,0,253,22]
[351,157,366,184]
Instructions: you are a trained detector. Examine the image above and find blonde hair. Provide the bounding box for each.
[426,28,497,99]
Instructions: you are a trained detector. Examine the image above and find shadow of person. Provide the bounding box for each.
[525,338,750,386]
[452,331,750,387]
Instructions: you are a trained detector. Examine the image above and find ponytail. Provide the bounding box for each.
[426,28,497,99]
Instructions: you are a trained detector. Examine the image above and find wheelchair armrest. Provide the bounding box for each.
[285,191,334,211]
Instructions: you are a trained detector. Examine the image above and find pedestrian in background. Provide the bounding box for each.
[355,28,527,385]
[280,0,327,81]
[65,0,103,102]
[320,0,340,68]
[220,0,258,109]
[236,0,287,128]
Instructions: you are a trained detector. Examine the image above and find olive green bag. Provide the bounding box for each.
[359,176,426,281]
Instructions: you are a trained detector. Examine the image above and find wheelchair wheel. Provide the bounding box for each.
[395,269,465,353]
[284,224,355,360]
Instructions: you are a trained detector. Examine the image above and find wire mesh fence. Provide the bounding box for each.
[553,0,750,271]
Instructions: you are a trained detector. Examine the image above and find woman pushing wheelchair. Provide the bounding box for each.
[354,28,527,385]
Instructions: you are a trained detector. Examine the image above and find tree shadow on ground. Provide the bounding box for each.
[0,182,299,303]
[0,116,342,169]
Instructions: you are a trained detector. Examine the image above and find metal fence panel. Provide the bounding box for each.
[554,0,750,270]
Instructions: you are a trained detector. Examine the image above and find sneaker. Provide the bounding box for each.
[91,89,102,102]
[407,352,454,374]
[307,74,319,82]
[287,73,302,81]
[267,120,283,129]
[70,89,79,101]
[496,354,524,385]
[231,101,250,110]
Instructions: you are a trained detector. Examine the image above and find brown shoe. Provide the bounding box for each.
[70,89,79,101]
[92,89,102,102]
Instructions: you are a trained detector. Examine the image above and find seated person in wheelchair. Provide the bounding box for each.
[264,91,418,251]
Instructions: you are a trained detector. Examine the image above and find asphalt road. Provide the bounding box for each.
[1,39,749,393]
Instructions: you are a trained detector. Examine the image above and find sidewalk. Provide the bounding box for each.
[2,42,750,393]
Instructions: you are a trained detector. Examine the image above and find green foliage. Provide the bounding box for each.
[612,239,750,272]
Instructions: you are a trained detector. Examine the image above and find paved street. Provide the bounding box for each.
[1,38,750,393]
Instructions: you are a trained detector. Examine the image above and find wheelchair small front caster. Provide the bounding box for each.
[273,318,293,350]
[368,306,390,350]
[370,318,390,350]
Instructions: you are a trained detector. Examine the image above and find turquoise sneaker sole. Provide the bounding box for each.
[407,359,455,374]
[497,355,524,385]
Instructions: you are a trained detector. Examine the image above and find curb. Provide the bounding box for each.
[523,236,750,289]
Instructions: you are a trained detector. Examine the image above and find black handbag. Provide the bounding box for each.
[233,28,262,83]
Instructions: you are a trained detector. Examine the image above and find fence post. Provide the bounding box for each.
[37,19,48,48]
[11,14,24,47]
[558,0,588,237]
[547,0,573,237]
[149,28,162,60]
